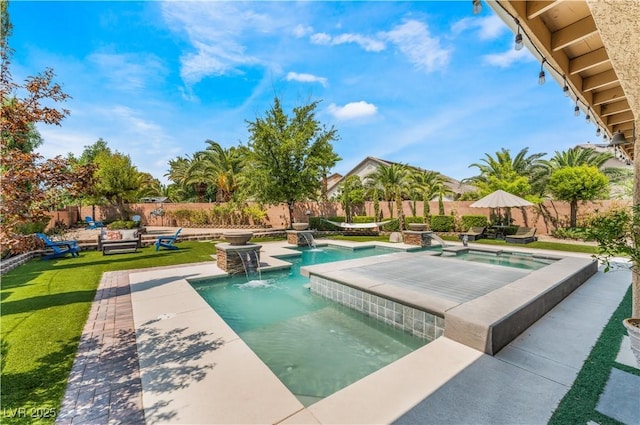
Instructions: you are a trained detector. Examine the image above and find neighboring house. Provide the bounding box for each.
[326,156,476,200]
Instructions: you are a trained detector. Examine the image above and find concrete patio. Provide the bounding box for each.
[56,239,635,424]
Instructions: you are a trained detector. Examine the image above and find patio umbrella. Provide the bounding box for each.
[470,190,533,208]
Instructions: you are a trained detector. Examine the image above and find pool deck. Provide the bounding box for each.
[56,239,633,424]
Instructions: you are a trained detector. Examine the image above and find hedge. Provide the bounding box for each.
[310,216,345,231]
[430,215,454,232]
[460,215,488,231]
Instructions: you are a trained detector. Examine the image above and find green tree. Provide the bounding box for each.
[467,147,546,197]
[245,97,340,227]
[547,165,609,227]
[337,175,364,222]
[202,140,247,202]
[364,163,411,230]
[94,150,141,219]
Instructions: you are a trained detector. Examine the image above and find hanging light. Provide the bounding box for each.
[472,0,482,14]
[596,127,601,137]
[610,131,627,146]
[563,81,570,97]
[538,60,546,85]
[514,25,523,51]
[585,108,591,123]
[574,100,580,117]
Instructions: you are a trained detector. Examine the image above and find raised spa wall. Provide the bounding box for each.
[310,276,443,340]
[216,243,262,275]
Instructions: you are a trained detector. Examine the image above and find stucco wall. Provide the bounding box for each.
[49,199,631,235]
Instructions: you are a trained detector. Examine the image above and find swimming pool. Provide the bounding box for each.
[446,250,556,270]
[191,245,429,406]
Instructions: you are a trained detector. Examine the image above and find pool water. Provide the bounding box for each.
[191,246,428,406]
[451,250,555,270]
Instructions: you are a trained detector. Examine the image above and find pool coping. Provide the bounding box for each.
[57,239,607,424]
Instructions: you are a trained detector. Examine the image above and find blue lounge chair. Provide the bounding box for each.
[36,233,80,260]
[85,216,105,229]
[155,228,182,251]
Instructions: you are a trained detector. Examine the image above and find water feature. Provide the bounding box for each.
[237,250,262,282]
[298,232,317,249]
[429,233,448,247]
[192,245,427,406]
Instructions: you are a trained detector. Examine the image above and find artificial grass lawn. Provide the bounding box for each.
[0,241,217,424]
[549,285,637,424]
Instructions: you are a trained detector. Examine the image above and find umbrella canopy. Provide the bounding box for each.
[470,190,533,208]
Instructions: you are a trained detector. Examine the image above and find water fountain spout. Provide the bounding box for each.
[237,250,262,281]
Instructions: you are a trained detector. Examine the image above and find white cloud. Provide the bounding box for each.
[161,2,288,84]
[88,52,166,91]
[286,72,328,87]
[310,32,386,52]
[383,20,451,72]
[483,48,534,68]
[293,24,313,38]
[327,101,378,120]
[451,15,506,41]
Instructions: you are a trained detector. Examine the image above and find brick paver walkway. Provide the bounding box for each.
[56,271,145,424]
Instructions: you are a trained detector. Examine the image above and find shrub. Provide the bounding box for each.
[243,204,267,225]
[430,215,454,232]
[311,216,345,231]
[190,210,210,226]
[15,221,48,235]
[460,215,488,231]
[353,216,375,223]
[551,227,592,241]
[170,209,193,226]
[381,219,400,232]
[107,220,137,229]
[405,216,425,225]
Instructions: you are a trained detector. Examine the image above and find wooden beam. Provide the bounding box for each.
[583,69,619,91]
[600,100,631,117]
[592,86,626,105]
[551,15,598,51]
[569,48,610,75]
[607,111,634,126]
[612,121,634,132]
[527,1,560,20]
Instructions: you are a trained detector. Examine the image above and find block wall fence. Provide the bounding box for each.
[47,199,630,235]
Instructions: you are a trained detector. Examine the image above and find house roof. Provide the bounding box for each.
[489,0,639,160]
[327,156,477,196]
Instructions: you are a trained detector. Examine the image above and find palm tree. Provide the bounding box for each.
[410,170,449,222]
[203,140,247,202]
[364,163,411,229]
[467,147,546,197]
[166,155,210,202]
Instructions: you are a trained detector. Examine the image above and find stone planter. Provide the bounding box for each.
[223,231,254,246]
[292,223,309,231]
[623,318,640,367]
[408,223,427,231]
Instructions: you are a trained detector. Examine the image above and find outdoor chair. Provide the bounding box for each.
[155,228,182,251]
[505,227,537,244]
[458,226,486,241]
[85,216,105,229]
[36,233,80,260]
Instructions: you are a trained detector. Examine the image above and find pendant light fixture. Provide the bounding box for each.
[538,60,546,85]
[514,22,523,51]
[472,0,482,15]
[574,100,580,116]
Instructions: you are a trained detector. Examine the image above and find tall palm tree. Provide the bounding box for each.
[467,147,547,197]
[410,170,449,220]
[542,147,622,181]
[166,155,210,202]
[364,163,411,229]
[203,140,247,202]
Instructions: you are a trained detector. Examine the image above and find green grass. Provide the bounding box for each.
[0,241,218,424]
[549,286,636,425]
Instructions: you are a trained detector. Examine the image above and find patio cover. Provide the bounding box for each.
[470,190,533,208]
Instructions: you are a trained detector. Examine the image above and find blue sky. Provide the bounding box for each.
[9,1,601,184]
